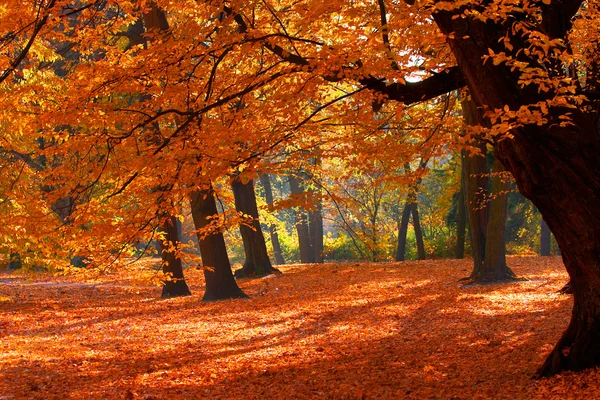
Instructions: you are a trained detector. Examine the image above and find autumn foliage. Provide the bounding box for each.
[1,256,597,399]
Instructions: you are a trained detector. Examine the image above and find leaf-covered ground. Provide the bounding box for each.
[1,256,598,399]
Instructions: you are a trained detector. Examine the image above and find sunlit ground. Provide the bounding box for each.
[1,256,597,399]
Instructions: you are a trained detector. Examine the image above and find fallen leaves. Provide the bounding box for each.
[0,256,597,399]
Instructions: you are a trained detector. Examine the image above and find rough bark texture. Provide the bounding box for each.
[434,7,600,376]
[231,178,279,277]
[158,216,192,298]
[455,161,467,259]
[289,176,314,263]
[309,203,324,263]
[190,188,247,301]
[258,174,285,265]
[540,219,551,256]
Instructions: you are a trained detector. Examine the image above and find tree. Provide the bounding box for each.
[258,174,285,265]
[231,177,280,277]
[461,99,516,282]
[190,187,247,302]
[158,215,192,298]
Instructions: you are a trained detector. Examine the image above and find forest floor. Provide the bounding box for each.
[0,256,598,399]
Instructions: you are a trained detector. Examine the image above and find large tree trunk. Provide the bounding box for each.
[289,176,314,263]
[540,219,551,256]
[479,158,515,281]
[258,174,285,265]
[434,10,600,376]
[190,188,247,301]
[158,216,192,298]
[231,177,279,277]
[461,99,514,282]
[455,161,467,259]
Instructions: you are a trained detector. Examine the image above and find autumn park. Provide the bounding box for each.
[1,0,600,398]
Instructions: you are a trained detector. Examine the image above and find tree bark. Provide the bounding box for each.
[190,188,247,301]
[540,219,551,256]
[158,215,192,298]
[395,201,411,262]
[308,203,324,263]
[258,174,285,265]
[411,203,426,260]
[434,9,600,375]
[289,176,314,263]
[231,177,279,277]
[455,161,467,259]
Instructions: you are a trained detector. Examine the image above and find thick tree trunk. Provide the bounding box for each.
[411,203,426,260]
[461,99,514,281]
[231,178,279,277]
[461,139,489,273]
[158,216,192,298]
[434,11,600,375]
[190,188,247,301]
[455,162,467,259]
[258,174,285,265]
[289,176,314,263]
[8,252,21,270]
[395,201,411,262]
[540,219,551,256]
[479,158,515,281]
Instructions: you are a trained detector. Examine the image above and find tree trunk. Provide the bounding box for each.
[434,11,600,375]
[479,158,515,281]
[8,253,21,270]
[455,161,467,259]
[190,188,247,301]
[411,203,426,260]
[158,216,192,298]
[395,201,411,262]
[540,219,551,256]
[289,176,314,263]
[258,174,285,265]
[308,203,324,263]
[231,177,279,277]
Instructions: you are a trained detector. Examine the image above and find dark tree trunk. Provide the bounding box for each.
[455,162,467,259]
[308,203,324,263]
[461,103,490,273]
[258,174,285,265]
[411,203,426,260]
[395,201,411,262]
[461,99,514,282]
[190,188,247,301]
[540,219,551,256]
[434,9,600,375]
[231,177,279,277]
[289,176,314,263]
[158,216,192,298]
[479,158,515,281]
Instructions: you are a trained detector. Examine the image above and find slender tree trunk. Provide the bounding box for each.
[289,176,314,263]
[395,201,411,261]
[540,219,551,256]
[309,203,324,263]
[411,203,426,260]
[434,12,600,375]
[158,216,192,298]
[190,188,247,301]
[258,174,285,265]
[231,177,279,277]
[455,162,467,259]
